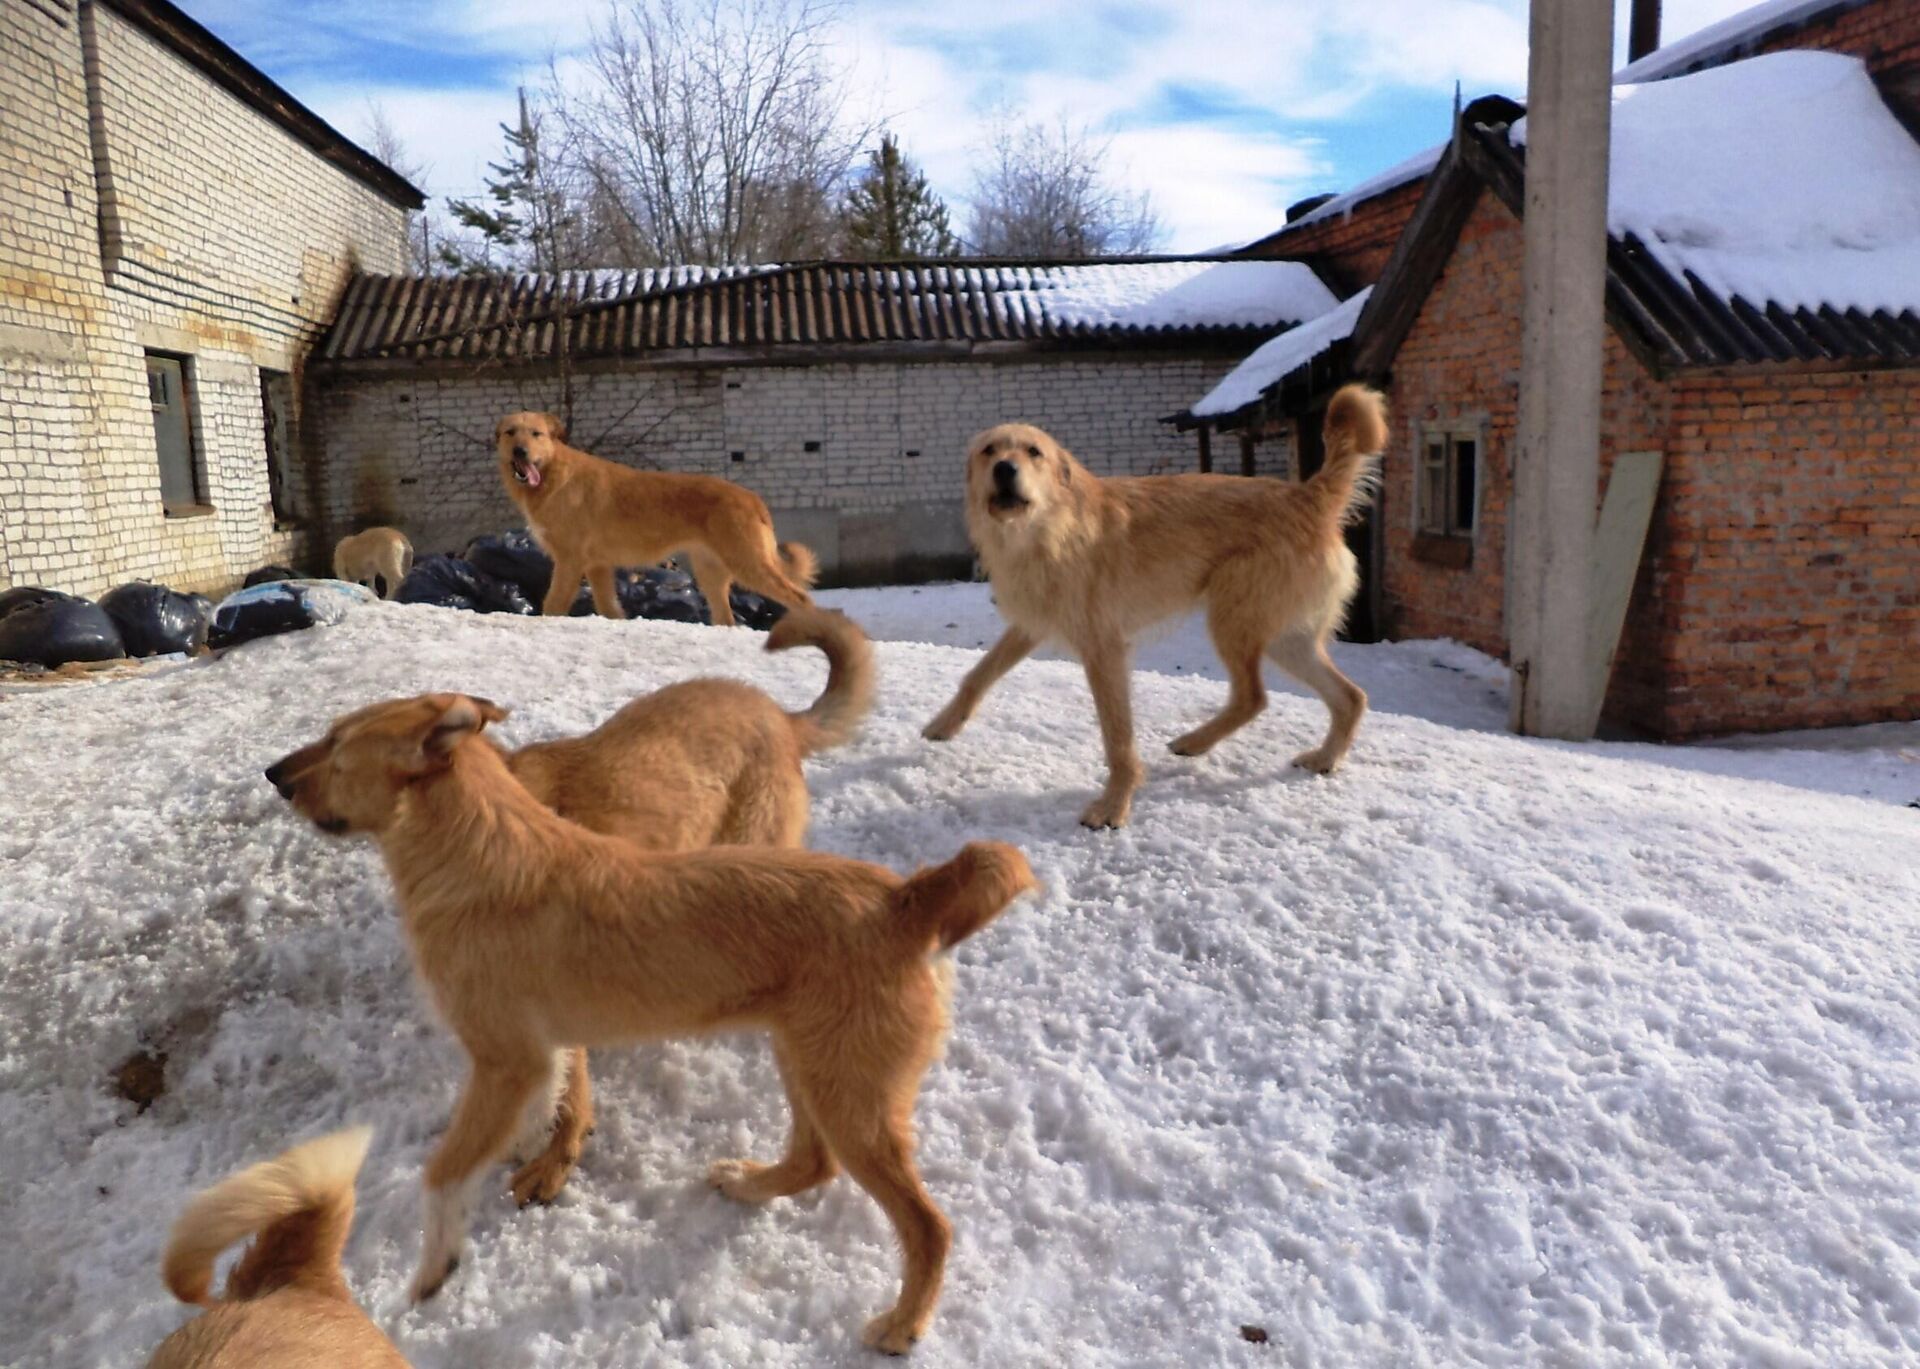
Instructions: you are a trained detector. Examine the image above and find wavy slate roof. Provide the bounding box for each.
[317,259,1339,366]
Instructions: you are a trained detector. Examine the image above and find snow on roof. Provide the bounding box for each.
[988,260,1338,331]
[1512,51,1920,317]
[1189,287,1373,419]
[1614,0,1853,81]
[1279,144,1445,233]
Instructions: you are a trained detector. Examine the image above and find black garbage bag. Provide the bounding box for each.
[727,588,787,630]
[618,566,709,624]
[0,592,126,666]
[243,565,300,588]
[464,530,599,614]
[97,581,211,657]
[395,556,535,615]
[208,580,375,649]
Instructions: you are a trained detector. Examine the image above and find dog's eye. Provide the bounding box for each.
[1026,445,1043,460]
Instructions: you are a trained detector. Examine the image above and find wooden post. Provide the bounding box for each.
[1197,424,1212,474]
[1509,0,1613,739]
[1628,0,1662,62]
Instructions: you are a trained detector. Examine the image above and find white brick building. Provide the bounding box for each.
[0,0,419,596]
[312,262,1339,583]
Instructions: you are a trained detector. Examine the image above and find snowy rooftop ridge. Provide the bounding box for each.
[1512,50,1920,318]
[1614,0,1860,81]
[1279,144,1445,235]
[1188,287,1373,421]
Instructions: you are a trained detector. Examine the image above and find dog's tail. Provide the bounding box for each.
[162,1126,372,1308]
[765,606,875,754]
[888,841,1035,957]
[1302,383,1388,528]
[778,541,820,591]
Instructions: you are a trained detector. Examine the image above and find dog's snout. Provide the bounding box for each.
[992,460,1018,489]
[512,444,529,459]
[264,761,291,797]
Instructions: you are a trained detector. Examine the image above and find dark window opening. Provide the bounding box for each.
[1418,429,1477,539]
[146,351,204,511]
[261,369,302,526]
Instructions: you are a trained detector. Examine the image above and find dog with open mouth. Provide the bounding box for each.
[265,692,1032,1354]
[496,411,818,626]
[266,606,873,1210]
[924,384,1388,828]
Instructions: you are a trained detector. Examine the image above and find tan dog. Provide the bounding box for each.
[270,606,873,1211]
[146,1127,407,1368]
[496,411,818,626]
[332,527,414,600]
[266,693,1032,1354]
[924,384,1388,828]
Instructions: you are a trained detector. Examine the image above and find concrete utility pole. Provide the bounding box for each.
[1508,0,1614,739]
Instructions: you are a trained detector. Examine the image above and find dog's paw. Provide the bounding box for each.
[862,1309,924,1355]
[1291,747,1339,775]
[1079,794,1132,829]
[708,1158,779,1204]
[510,1150,575,1207]
[409,1254,458,1304]
[921,712,964,742]
[1168,729,1216,757]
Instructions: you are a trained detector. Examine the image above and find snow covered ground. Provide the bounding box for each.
[4,595,1919,1366]
[819,581,1920,809]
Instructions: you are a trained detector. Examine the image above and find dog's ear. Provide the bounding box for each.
[421,694,508,760]
[543,412,568,442]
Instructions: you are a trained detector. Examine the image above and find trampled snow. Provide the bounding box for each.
[1189,288,1374,421]
[4,596,1919,1366]
[1512,51,1920,317]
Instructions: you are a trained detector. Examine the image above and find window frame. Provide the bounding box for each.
[144,349,210,517]
[1410,416,1486,564]
[260,368,302,528]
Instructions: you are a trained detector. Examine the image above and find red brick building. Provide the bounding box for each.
[1177,0,1920,739]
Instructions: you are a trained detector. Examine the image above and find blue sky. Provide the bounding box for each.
[177,0,1762,254]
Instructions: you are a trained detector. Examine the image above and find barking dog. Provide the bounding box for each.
[145,1127,405,1368]
[924,384,1388,828]
[495,411,817,626]
[332,527,414,600]
[268,606,873,1209]
[267,693,1032,1353]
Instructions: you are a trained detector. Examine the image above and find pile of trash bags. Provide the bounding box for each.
[207,579,377,650]
[0,582,212,667]
[395,530,785,628]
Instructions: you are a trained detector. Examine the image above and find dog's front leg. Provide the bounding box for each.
[1078,636,1141,829]
[922,626,1036,741]
[542,560,586,616]
[586,565,626,620]
[413,1058,549,1301]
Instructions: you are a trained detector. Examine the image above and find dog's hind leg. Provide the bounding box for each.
[791,1063,951,1354]
[708,1040,839,1203]
[1079,633,1143,829]
[688,548,737,627]
[510,1047,594,1207]
[923,626,1037,741]
[1267,631,1367,774]
[1171,595,1270,757]
[586,565,626,620]
[413,1056,550,1301]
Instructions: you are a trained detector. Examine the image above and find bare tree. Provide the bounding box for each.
[966,116,1163,257]
[547,0,874,264]
[363,102,438,273]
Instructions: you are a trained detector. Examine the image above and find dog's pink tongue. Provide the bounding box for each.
[525,465,541,488]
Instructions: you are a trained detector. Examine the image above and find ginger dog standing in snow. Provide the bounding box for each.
[266,693,1032,1354]
[497,411,818,625]
[145,1126,407,1368]
[924,383,1388,828]
[269,606,873,1210]
[332,526,414,599]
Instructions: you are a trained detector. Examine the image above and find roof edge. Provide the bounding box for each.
[93,0,426,210]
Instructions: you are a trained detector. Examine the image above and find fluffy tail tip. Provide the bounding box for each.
[1325,382,1388,454]
[779,541,820,590]
[162,1125,373,1307]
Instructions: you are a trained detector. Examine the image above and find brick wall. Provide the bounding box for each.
[1376,189,1918,738]
[313,351,1256,584]
[0,2,411,597]
[1240,180,1427,295]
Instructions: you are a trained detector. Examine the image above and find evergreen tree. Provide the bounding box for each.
[840,133,957,259]
[439,92,577,274]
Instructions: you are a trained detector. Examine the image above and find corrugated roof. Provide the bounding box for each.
[315,259,1338,365]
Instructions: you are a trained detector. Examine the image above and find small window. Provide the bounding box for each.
[1416,428,1477,538]
[145,351,205,511]
[261,369,301,525]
